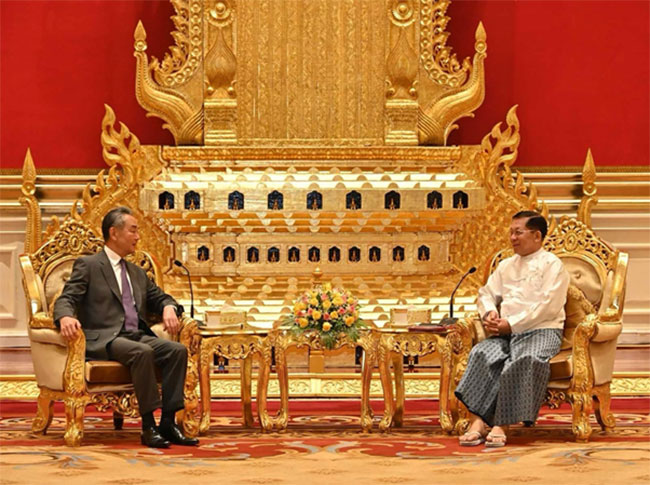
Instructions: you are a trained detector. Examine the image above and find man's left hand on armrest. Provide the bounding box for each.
[162,305,180,335]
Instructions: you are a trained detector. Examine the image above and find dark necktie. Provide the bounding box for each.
[119,259,139,332]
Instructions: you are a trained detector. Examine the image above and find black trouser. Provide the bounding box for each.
[107,331,187,416]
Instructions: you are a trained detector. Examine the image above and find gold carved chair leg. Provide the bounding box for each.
[569,391,593,442]
[32,392,54,434]
[256,341,274,432]
[593,383,616,432]
[63,397,87,447]
[198,342,212,435]
[391,352,405,428]
[240,355,254,428]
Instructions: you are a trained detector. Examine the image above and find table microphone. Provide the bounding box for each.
[439,266,477,326]
[173,260,197,321]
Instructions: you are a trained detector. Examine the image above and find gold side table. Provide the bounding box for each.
[376,323,473,434]
[193,328,274,434]
[269,328,377,432]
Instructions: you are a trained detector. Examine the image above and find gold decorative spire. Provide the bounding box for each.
[577,148,598,228]
[19,148,42,254]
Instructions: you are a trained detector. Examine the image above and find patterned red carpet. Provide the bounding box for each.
[1,398,649,485]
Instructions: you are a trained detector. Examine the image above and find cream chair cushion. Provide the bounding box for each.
[28,328,67,391]
[563,257,603,308]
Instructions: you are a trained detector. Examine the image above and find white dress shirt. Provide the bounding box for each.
[104,246,134,295]
[478,248,570,334]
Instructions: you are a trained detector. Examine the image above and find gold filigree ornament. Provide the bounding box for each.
[134,10,204,145]
[207,0,234,28]
[452,106,554,279]
[417,0,487,144]
[389,0,417,27]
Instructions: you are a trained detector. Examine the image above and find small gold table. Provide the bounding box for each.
[194,327,274,433]
[269,328,377,431]
[376,324,473,433]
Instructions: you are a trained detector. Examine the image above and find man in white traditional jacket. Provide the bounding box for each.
[455,211,569,447]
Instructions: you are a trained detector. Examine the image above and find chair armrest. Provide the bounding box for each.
[150,314,198,341]
[62,331,87,396]
[179,315,200,352]
[31,312,56,329]
[460,314,486,344]
[571,313,621,346]
[592,319,622,343]
[600,251,628,323]
[29,327,67,347]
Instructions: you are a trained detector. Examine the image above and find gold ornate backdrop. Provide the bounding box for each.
[10,0,647,397]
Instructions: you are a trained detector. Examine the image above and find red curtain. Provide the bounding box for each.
[1,0,648,169]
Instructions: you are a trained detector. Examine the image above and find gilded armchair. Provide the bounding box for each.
[460,216,628,441]
[19,217,198,446]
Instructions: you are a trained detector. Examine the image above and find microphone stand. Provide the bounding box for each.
[438,266,477,326]
[174,260,201,324]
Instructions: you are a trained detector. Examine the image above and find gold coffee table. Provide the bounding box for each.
[269,327,377,432]
[376,323,473,433]
[195,327,274,433]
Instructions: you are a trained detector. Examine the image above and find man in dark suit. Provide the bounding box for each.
[54,206,199,448]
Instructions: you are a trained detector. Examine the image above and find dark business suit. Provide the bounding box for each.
[53,250,187,415]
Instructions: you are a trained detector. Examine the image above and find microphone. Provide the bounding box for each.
[174,260,196,320]
[439,266,477,326]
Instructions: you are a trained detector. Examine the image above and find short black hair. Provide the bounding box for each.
[101,206,133,241]
[512,210,548,240]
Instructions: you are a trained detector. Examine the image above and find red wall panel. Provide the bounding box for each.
[1,0,648,169]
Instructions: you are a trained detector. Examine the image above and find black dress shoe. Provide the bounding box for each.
[159,423,199,446]
[141,427,170,448]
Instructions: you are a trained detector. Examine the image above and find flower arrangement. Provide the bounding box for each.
[285,283,366,349]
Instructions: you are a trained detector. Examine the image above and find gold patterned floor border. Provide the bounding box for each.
[1,372,648,400]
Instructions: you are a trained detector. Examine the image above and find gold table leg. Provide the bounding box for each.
[359,344,374,432]
[438,337,454,433]
[256,341,274,432]
[378,339,395,432]
[273,339,290,431]
[240,355,254,427]
[391,352,405,428]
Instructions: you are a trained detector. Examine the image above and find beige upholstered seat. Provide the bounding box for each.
[462,216,628,441]
[19,218,197,446]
